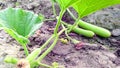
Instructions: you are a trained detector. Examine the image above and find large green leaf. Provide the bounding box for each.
[72,0,120,18]
[56,0,79,9]
[0,8,43,44]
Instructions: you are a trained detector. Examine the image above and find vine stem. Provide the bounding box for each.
[37,29,65,62]
[22,44,29,56]
[51,0,57,16]
[38,62,51,68]
[39,35,55,50]
[54,9,65,35]
[67,16,81,33]
[44,18,56,21]
[67,9,76,20]
[66,9,81,33]
[61,23,72,41]
[61,22,80,44]
[37,36,58,62]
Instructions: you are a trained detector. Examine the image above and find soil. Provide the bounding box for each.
[0,0,120,68]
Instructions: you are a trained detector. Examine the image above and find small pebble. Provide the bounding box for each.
[112,29,120,36]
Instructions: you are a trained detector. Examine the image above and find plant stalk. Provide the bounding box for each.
[37,29,65,62]
[51,0,57,16]
[62,23,80,44]
[37,36,58,62]
[54,9,65,35]
[68,16,81,33]
[67,9,76,20]
[61,23,72,40]
[44,18,56,21]
[22,44,29,56]
[40,35,55,50]
[38,62,52,68]
[26,35,55,63]
[67,9,81,33]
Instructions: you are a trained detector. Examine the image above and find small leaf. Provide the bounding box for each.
[51,62,59,68]
[72,0,120,18]
[56,0,79,9]
[60,38,68,44]
[0,8,43,45]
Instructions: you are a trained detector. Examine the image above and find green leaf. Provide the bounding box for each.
[72,0,120,18]
[56,0,79,9]
[0,8,43,45]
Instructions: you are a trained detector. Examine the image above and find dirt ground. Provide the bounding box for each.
[0,0,120,68]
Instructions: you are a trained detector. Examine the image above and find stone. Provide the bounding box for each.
[112,29,120,36]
